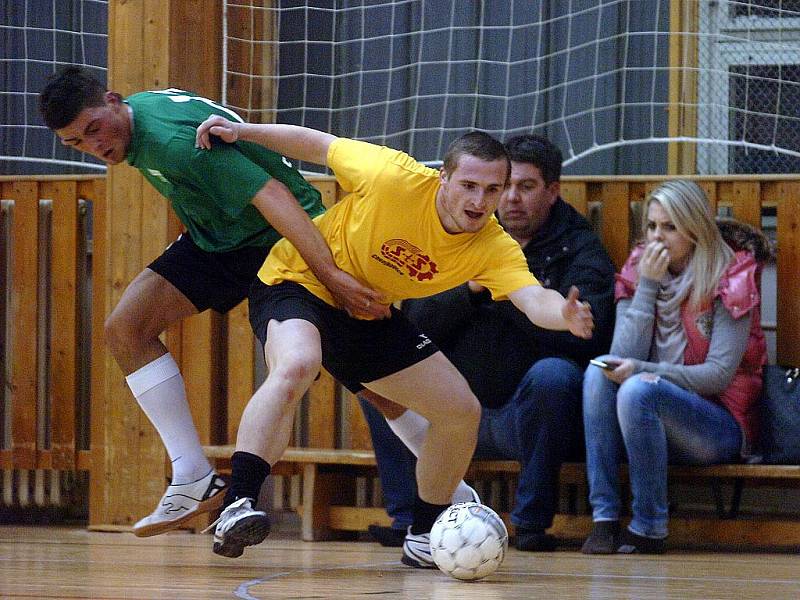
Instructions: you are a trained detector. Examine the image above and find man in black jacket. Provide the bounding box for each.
[362,134,616,551]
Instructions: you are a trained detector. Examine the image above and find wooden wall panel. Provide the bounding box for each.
[598,182,631,269]
[88,177,108,526]
[45,181,79,470]
[731,181,762,229]
[169,0,222,98]
[8,182,39,469]
[776,183,800,366]
[182,311,225,446]
[559,181,588,216]
[696,180,718,214]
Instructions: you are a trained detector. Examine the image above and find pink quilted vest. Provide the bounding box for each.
[615,246,767,445]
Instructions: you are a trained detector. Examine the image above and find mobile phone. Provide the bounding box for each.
[590,359,616,370]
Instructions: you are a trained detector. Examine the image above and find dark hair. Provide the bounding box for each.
[504,134,563,185]
[39,66,106,130]
[442,131,510,181]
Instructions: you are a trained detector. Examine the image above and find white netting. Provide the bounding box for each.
[4,1,799,176]
[222,0,800,175]
[1,0,108,174]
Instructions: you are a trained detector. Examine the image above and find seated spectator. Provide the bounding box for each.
[362,134,616,551]
[581,180,768,555]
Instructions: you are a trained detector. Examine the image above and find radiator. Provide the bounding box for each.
[0,198,92,510]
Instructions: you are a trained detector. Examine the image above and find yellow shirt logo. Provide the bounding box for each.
[378,239,440,281]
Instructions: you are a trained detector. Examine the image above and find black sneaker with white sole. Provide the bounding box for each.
[211,497,271,558]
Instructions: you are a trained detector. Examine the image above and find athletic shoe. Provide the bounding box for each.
[452,483,481,505]
[132,470,227,537]
[401,528,436,568]
[211,497,271,558]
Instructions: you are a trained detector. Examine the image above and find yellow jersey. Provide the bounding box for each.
[258,138,538,310]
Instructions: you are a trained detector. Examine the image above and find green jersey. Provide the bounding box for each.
[125,89,324,252]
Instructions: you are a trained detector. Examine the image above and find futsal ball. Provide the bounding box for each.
[429,502,508,581]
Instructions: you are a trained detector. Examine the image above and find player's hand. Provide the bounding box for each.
[638,241,670,281]
[603,357,635,384]
[562,285,594,339]
[195,115,242,149]
[318,267,391,319]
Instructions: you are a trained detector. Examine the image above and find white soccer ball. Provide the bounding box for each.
[429,501,508,581]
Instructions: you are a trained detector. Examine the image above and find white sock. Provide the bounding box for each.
[126,353,212,485]
[386,410,476,504]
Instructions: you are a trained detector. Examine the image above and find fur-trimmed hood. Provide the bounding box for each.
[717,217,774,263]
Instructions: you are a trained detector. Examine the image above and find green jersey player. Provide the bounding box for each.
[39,67,387,537]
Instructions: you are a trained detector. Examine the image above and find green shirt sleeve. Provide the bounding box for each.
[168,134,270,218]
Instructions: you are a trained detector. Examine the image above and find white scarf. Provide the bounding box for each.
[650,266,693,364]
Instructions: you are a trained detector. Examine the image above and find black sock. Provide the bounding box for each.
[224,451,271,508]
[410,497,449,535]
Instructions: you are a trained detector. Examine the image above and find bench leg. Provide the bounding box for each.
[300,464,356,541]
[301,463,326,541]
[710,478,745,520]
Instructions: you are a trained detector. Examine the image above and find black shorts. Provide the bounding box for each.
[148,233,269,313]
[248,280,439,393]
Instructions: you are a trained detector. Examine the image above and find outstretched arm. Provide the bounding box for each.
[197,115,389,318]
[196,115,335,166]
[508,285,594,339]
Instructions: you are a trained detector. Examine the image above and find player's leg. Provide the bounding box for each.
[107,267,228,537]
[364,353,481,567]
[212,317,322,558]
[104,267,197,372]
[361,390,479,504]
[112,235,267,537]
[238,318,323,463]
[212,280,328,558]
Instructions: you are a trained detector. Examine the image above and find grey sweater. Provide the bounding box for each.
[611,277,752,396]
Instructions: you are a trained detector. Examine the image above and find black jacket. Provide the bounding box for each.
[404,198,616,409]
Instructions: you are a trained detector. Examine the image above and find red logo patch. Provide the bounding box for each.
[380,239,439,281]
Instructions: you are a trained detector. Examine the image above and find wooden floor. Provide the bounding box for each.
[1,526,799,599]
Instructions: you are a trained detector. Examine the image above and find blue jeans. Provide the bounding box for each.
[473,357,584,530]
[583,358,743,538]
[358,397,416,529]
[361,357,584,532]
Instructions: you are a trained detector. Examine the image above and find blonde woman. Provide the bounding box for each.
[581,180,768,554]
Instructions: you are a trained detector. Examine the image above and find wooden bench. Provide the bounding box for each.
[204,443,800,548]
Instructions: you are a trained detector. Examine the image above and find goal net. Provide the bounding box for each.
[222,0,800,175]
[3,1,798,176]
[1,0,108,175]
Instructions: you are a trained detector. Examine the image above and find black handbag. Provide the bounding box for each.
[760,365,800,464]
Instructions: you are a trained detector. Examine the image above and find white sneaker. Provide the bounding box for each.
[212,497,271,558]
[452,483,480,505]
[132,470,227,537]
[401,528,436,568]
